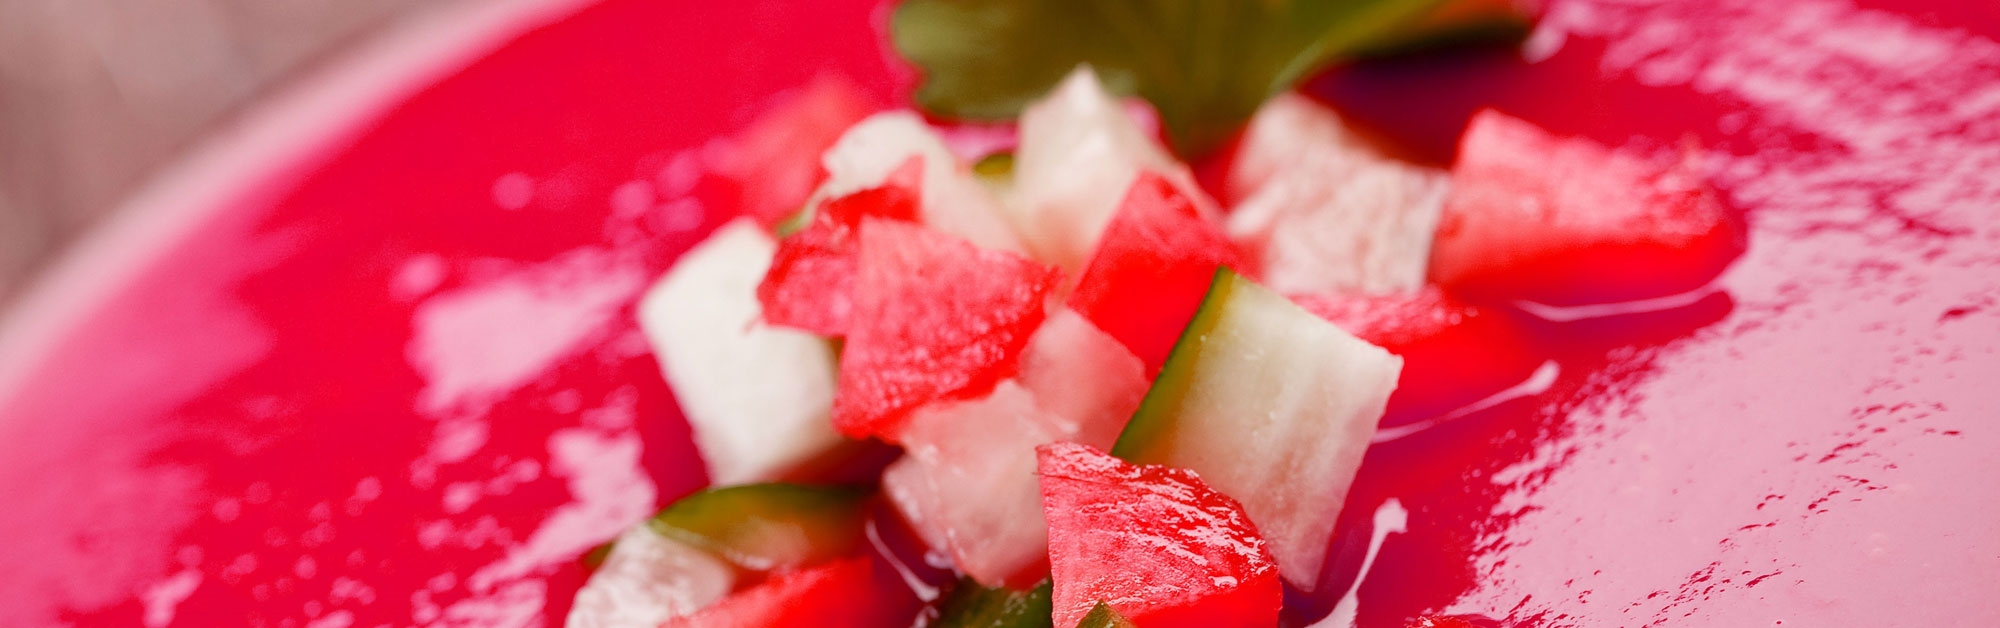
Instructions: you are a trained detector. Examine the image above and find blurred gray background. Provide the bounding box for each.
[0,0,427,308]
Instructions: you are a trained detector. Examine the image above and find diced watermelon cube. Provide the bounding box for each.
[713,75,879,227]
[657,557,915,628]
[1037,442,1281,628]
[758,158,923,336]
[1429,109,1745,305]
[833,219,1061,439]
[1069,171,1241,373]
[882,310,1148,587]
[1291,287,1539,424]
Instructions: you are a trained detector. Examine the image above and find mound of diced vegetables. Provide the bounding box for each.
[570,67,1741,628]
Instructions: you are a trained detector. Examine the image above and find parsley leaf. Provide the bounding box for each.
[1352,0,1536,59]
[891,0,1454,156]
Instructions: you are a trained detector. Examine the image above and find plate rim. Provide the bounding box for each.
[0,0,600,410]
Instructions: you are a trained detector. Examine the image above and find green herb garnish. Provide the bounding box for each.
[1352,0,1535,59]
[891,0,1456,156]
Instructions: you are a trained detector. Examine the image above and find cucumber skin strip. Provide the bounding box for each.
[646,483,868,569]
[1110,266,1239,463]
[930,578,1054,628]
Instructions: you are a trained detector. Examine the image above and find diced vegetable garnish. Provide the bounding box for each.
[638,219,844,485]
[820,112,1026,253]
[1429,109,1744,305]
[883,382,1060,586]
[1293,287,1538,423]
[1221,93,1382,205]
[1011,309,1151,451]
[1068,172,1241,373]
[610,41,1739,625]
[567,526,736,628]
[883,310,1147,586]
[1074,602,1137,628]
[716,75,879,227]
[1226,94,1449,295]
[758,158,924,336]
[929,578,1054,628]
[657,557,914,628]
[1232,162,1448,294]
[833,219,1060,439]
[647,483,869,573]
[1009,67,1205,275]
[1112,268,1401,590]
[1037,442,1282,628]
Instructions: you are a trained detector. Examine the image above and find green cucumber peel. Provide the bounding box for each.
[931,578,1054,628]
[1110,266,1242,463]
[772,204,814,238]
[646,483,869,572]
[1074,602,1137,628]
